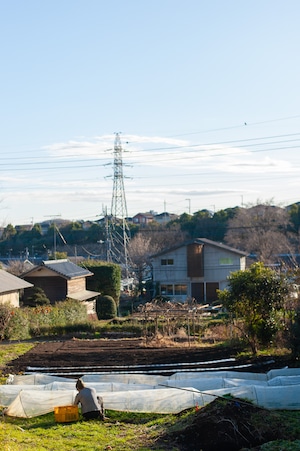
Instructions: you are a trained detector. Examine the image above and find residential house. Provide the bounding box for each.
[132,212,155,225]
[154,212,178,224]
[0,269,33,307]
[22,259,100,313]
[151,238,248,303]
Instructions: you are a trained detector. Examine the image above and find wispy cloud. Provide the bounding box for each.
[42,134,296,179]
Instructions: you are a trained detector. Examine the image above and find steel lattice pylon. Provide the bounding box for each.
[108,133,131,275]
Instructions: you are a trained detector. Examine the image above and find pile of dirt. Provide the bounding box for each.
[166,397,286,451]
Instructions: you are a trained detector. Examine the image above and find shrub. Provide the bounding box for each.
[24,287,50,307]
[5,308,30,340]
[0,303,13,340]
[290,307,300,358]
[0,304,31,341]
[82,260,121,305]
[29,300,88,337]
[96,295,117,320]
[0,299,90,340]
[56,299,87,325]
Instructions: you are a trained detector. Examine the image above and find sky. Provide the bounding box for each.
[1,0,300,226]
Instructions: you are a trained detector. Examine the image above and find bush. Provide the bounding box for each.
[96,295,117,320]
[5,308,30,340]
[55,299,87,325]
[0,304,13,340]
[82,260,121,305]
[29,300,88,337]
[0,304,31,341]
[24,287,50,307]
[0,299,90,340]
[290,307,300,358]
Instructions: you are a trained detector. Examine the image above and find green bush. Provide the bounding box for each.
[0,299,90,340]
[290,307,300,358]
[29,300,88,337]
[82,260,121,305]
[96,295,117,320]
[0,304,14,340]
[0,304,31,341]
[5,308,31,340]
[55,299,87,325]
[23,287,50,307]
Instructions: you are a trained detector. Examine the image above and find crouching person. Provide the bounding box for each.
[74,378,104,420]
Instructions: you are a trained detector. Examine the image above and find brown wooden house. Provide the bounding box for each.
[22,259,100,306]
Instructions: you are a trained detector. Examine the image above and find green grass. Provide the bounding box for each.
[0,343,34,367]
[0,342,35,384]
[0,409,184,451]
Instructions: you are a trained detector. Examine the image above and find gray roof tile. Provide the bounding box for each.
[0,270,33,293]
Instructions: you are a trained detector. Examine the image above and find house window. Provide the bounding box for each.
[161,259,174,266]
[219,257,233,265]
[160,284,173,295]
[174,284,187,295]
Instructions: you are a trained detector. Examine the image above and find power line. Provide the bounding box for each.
[1,140,300,171]
[166,114,300,138]
[2,131,300,165]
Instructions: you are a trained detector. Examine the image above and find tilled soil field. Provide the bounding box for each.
[4,337,294,376]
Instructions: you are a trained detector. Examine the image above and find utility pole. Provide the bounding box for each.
[185,198,191,215]
[44,215,61,259]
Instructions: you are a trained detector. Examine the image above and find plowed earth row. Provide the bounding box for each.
[4,338,293,376]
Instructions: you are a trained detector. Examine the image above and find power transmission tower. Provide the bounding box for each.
[109,133,131,278]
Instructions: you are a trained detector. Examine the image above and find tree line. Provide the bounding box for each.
[1,201,300,266]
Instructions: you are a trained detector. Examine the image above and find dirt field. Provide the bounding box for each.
[5,337,294,376]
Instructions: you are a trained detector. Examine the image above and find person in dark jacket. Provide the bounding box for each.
[74,378,104,420]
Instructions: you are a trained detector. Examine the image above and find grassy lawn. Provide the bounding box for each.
[0,410,184,451]
[0,342,35,384]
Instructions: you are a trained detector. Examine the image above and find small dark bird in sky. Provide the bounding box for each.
[244,122,247,125]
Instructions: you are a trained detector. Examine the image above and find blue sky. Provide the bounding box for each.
[1,0,300,225]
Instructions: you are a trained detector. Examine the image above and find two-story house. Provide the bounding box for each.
[151,238,248,303]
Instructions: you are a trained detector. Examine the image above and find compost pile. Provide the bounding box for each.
[166,397,285,451]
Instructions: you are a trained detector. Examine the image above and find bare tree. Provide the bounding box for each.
[6,260,34,276]
[128,224,187,295]
[128,233,159,293]
[225,201,294,264]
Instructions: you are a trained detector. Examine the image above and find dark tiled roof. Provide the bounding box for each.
[42,260,92,279]
[22,259,93,280]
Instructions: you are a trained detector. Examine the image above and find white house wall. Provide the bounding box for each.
[0,292,19,308]
[203,246,246,286]
[152,247,188,283]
